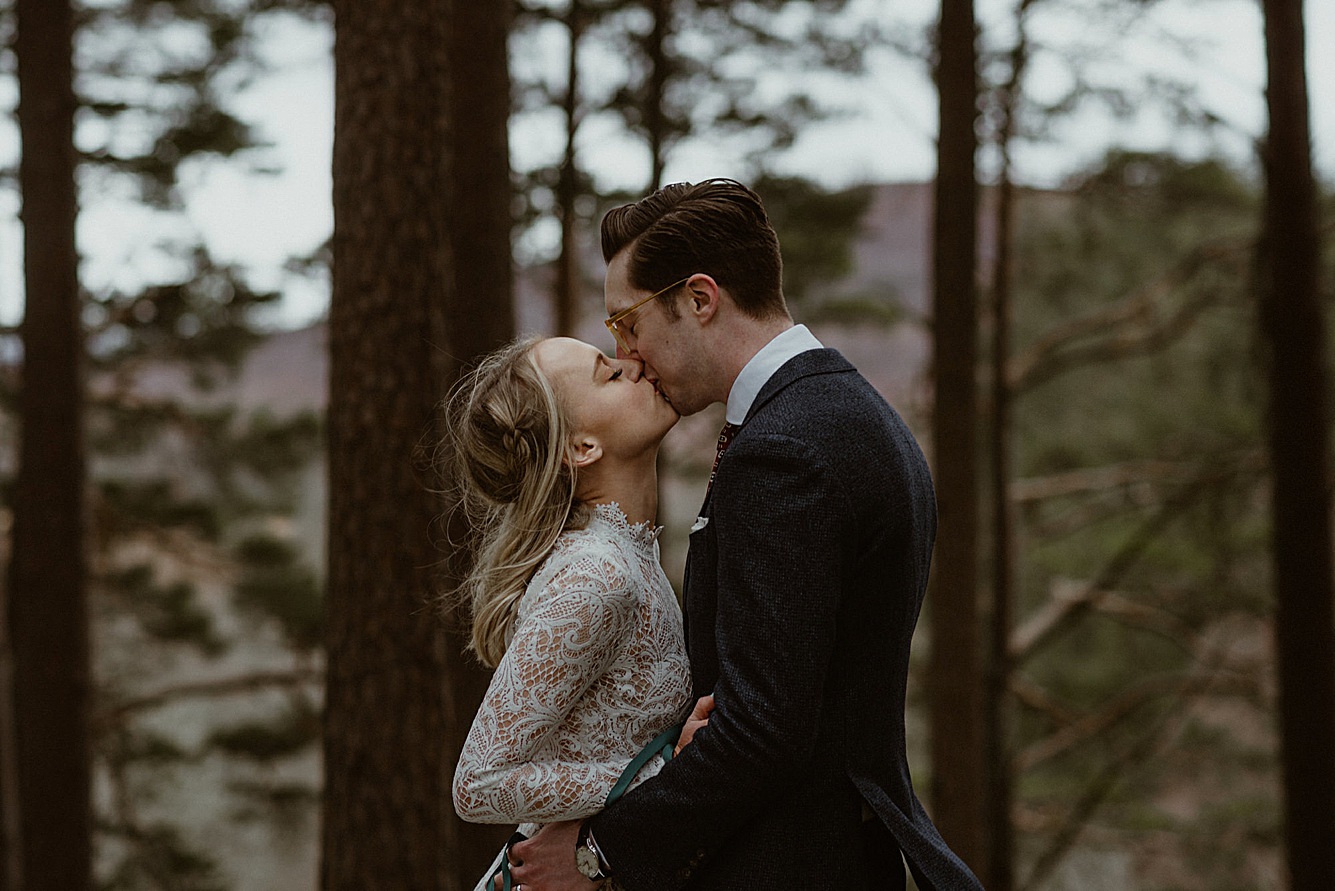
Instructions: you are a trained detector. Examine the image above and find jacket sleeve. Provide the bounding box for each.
[589,433,851,888]
[452,551,639,824]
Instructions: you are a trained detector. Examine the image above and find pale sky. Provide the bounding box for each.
[1,0,1332,328]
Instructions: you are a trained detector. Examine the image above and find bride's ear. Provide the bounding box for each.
[567,437,603,470]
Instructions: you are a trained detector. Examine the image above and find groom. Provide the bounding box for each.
[508,179,983,890]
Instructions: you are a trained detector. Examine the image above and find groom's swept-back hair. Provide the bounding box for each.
[601,178,786,320]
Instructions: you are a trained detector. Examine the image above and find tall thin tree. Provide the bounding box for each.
[929,0,986,874]
[554,0,586,337]
[642,0,673,190]
[322,0,512,886]
[8,0,91,889]
[1258,0,1335,886]
[984,6,1034,888]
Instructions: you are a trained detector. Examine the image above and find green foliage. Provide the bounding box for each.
[206,696,320,763]
[116,729,191,765]
[100,824,229,891]
[77,0,275,210]
[231,410,322,479]
[754,174,875,305]
[511,0,881,266]
[7,3,335,888]
[233,534,322,650]
[88,249,280,371]
[1006,149,1298,885]
[106,564,227,655]
[225,779,319,830]
[100,479,223,540]
[802,294,906,327]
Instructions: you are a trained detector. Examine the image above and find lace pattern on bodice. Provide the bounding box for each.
[453,503,691,835]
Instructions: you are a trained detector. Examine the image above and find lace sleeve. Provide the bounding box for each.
[452,548,641,823]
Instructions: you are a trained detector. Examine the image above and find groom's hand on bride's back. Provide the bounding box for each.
[674,694,715,756]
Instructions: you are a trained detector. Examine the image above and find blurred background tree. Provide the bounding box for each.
[4,0,328,888]
[9,0,88,889]
[1258,0,1335,884]
[930,0,987,877]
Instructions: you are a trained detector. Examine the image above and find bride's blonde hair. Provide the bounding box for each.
[443,336,590,667]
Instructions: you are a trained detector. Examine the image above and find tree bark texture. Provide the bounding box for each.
[323,1,513,888]
[9,0,92,889]
[449,0,516,352]
[445,0,518,883]
[1258,0,1335,886]
[928,0,987,873]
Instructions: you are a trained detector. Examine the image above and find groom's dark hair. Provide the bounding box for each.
[601,178,787,320]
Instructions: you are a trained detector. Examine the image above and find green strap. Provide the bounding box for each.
[493,830,527,891]
[605,722,682,806]
[490,724,681,889]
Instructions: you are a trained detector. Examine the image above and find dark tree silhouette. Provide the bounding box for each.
[322,0,514,887]
[928,0,987,874]
[555,0,587,337]
[8,0,91,889]
[444,0,519,885]
[1258,0,1335,886]
[983,5,1035,887]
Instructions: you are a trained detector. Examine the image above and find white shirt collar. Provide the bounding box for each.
[725,324,824,425]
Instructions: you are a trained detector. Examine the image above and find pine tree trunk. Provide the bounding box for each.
[555,1,584,337]
[928,0,986,874]
[986,147,1017,891]
[1258,0,1335,887]
[644,0,671,191]
[323,0,512,887]
[983,14,1030,887]
[444,0,517,885]
[8,0,91,889]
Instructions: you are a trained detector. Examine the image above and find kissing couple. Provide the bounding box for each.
[446,179,983,891]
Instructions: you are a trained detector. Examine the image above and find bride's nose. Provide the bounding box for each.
[616,358,644,382]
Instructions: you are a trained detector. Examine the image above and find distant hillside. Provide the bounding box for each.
[202,181,984,422]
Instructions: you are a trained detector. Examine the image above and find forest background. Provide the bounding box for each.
[2,1,1334,890]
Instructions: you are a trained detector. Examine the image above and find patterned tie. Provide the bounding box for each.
[707,422,741,497]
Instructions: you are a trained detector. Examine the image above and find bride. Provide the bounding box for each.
[446,336,694,890]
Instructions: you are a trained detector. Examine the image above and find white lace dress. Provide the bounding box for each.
[453,503,692,891]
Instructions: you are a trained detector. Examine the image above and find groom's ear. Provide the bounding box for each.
[568,437,603,469]
[684,274,721,324]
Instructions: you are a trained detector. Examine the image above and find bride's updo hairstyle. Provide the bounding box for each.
[444,336,591,667]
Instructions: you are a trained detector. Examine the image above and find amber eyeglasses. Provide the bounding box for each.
[604,276,692,354]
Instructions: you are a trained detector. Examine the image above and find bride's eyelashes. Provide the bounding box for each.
[609,369,623,381]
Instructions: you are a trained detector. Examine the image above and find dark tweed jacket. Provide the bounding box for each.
[589,349,983,891]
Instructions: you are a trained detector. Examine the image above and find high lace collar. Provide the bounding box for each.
[589,501,663,551]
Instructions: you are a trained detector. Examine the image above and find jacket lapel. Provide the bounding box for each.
[743,348,854,425]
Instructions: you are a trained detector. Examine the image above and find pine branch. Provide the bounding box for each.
[1017,689,1177,891]
[1010,455,1258,664]
[1014,667,1252,773]
[1010,673,1078,726]
[94,668,322,731]
[1010,577,1103,663]
[1009,234,1253,393]
[1010,458,1200,503]
[1016,651,1255,891]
